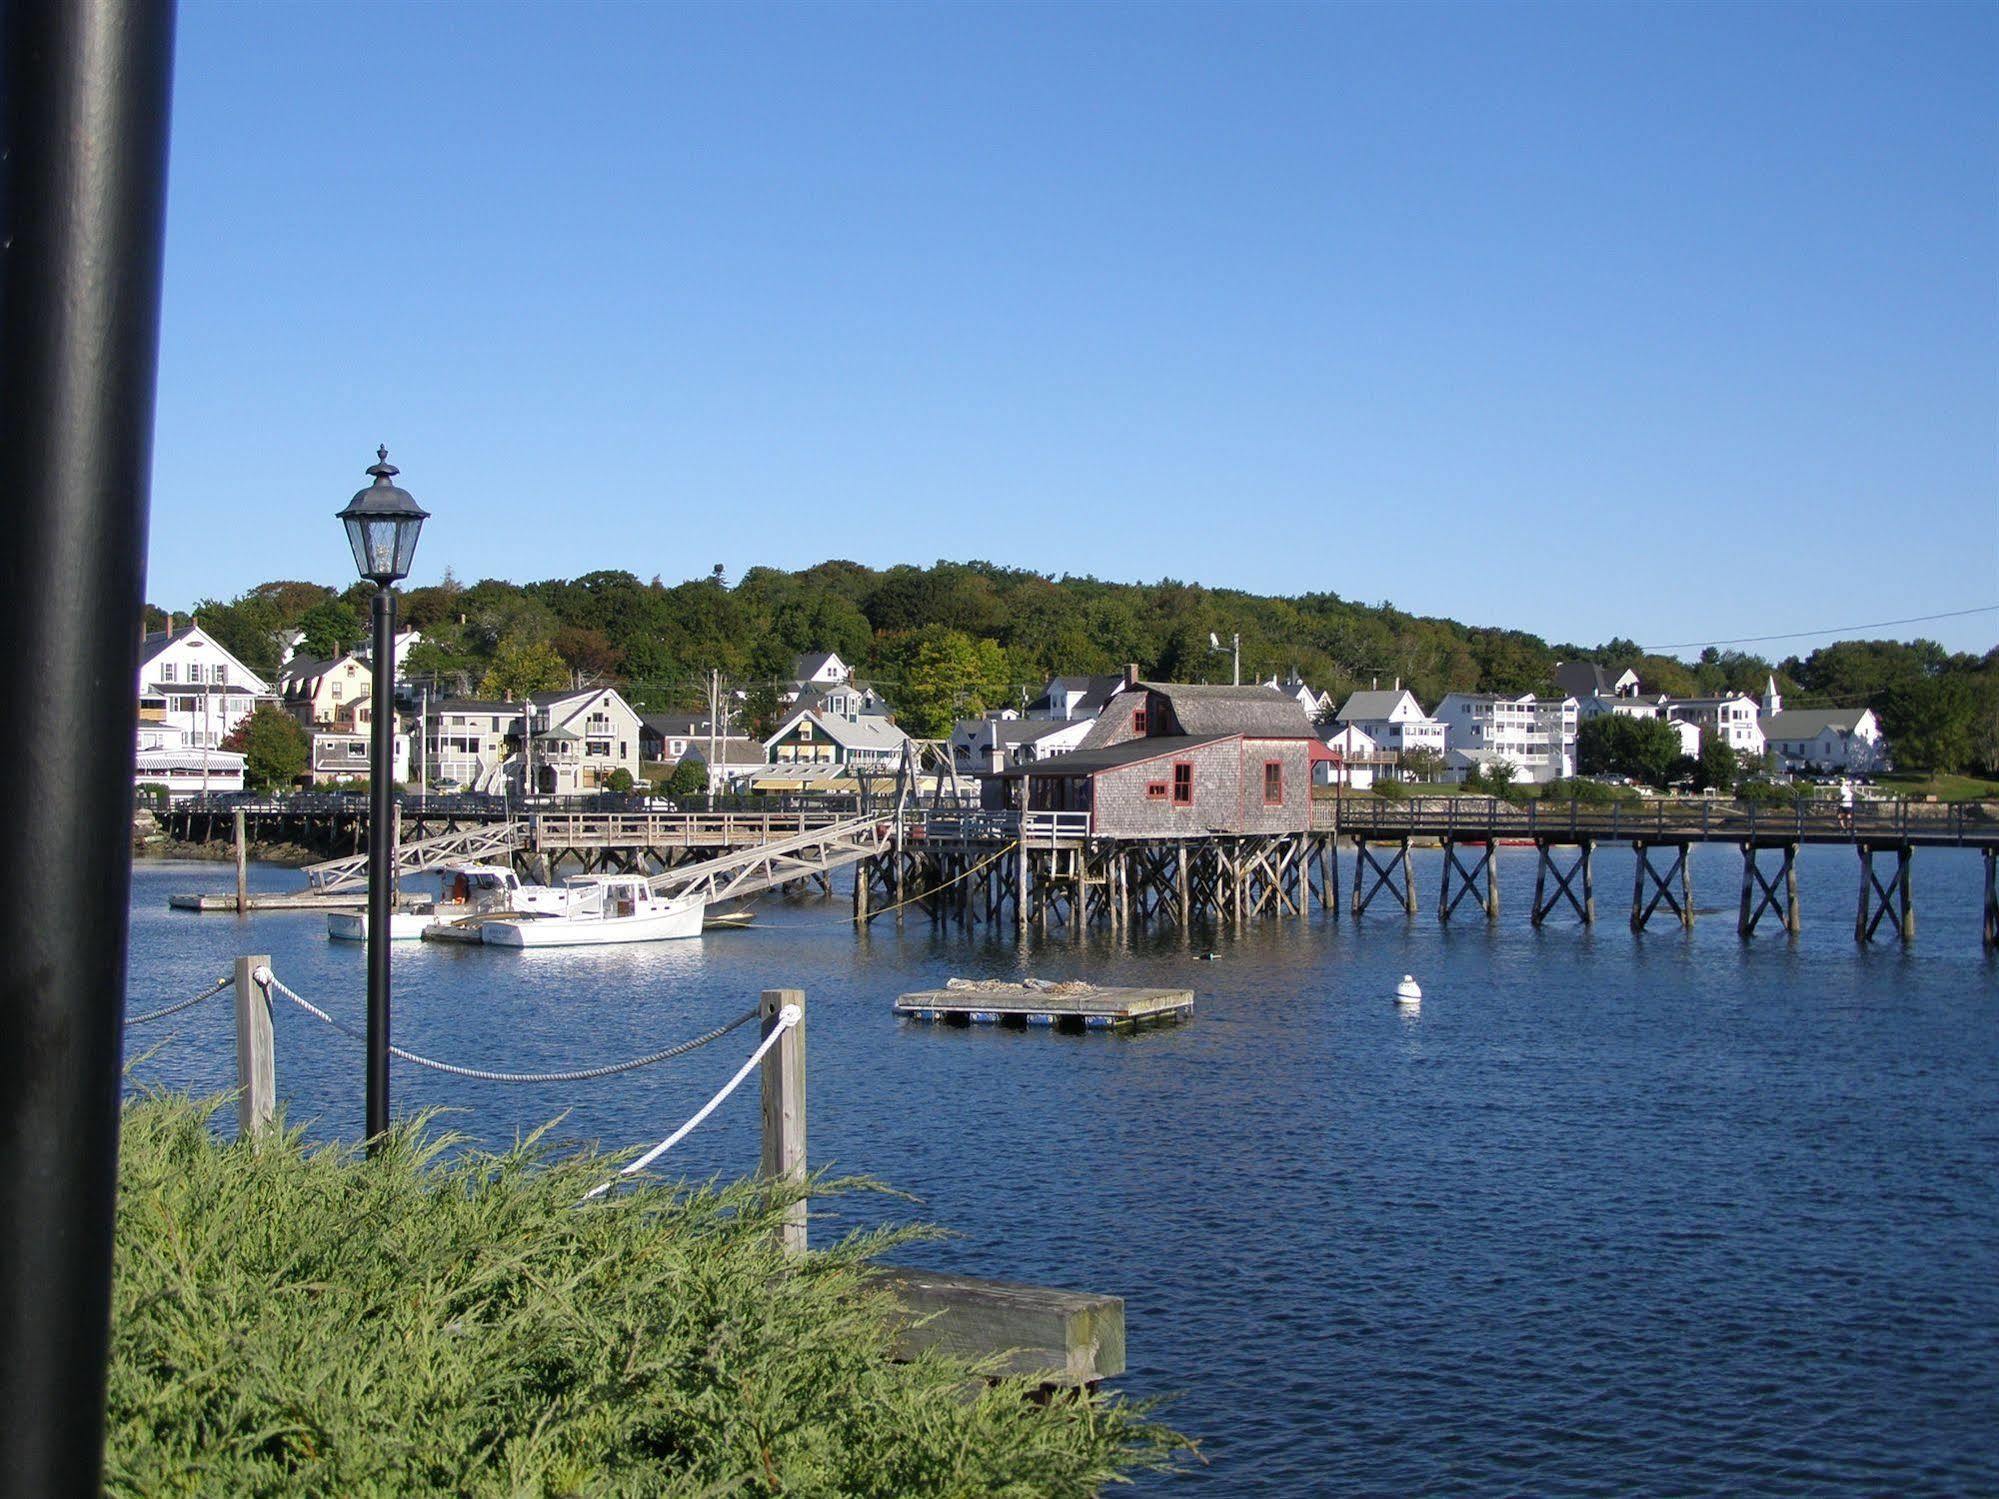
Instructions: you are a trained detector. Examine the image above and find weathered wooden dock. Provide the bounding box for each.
[168,889,365,912]
[896,982,1193,1030]
[873,1268,1124,1385]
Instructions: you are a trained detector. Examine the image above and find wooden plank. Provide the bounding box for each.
[895,984,1192,1027]
[872,1268,1125,1385]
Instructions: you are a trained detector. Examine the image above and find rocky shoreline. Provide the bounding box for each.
[131,810,322,867]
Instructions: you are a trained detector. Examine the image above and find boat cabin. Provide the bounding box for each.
[562,875,659,921]
[441,864,525,909]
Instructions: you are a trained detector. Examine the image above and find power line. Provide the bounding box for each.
[1642,606,1998,654]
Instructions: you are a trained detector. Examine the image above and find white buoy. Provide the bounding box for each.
[1394,974,1422,1006]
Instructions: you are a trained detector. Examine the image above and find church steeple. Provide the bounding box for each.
[1762,674,1782,715]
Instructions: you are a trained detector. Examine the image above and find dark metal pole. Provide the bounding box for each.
[0,0,176,1491]
[366,586,396,1146]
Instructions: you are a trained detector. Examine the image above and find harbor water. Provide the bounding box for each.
[124,843,1999,1495]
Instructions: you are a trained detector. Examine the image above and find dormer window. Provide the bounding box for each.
[1133,706,1148,734]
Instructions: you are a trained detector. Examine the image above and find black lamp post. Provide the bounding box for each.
[336,447,427,1149]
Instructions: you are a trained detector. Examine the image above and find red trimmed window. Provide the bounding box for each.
[1133,705,1148,734]
[1172,762,1193,806]
[1146,780,1168,801]
[1263,761,1284,805]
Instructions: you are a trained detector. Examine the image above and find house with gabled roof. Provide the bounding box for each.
[277,651,372,727]
[951,714,1094,775]
[1554,661,1641,701]
[1760,707,1887,774]
[765,702,910,771]
[1333,687,1446,770]
[1026,674,1125,722]
[522,686,644,792]
[138,622,270,752]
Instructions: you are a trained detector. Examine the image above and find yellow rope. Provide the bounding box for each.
[777,837,1024,925]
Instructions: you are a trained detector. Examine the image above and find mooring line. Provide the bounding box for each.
[580,1003,801,1201]
[260,970,758,1084]
[124,974,234,1027]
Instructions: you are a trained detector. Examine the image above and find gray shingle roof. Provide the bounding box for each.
[1335,689,1423,722]
[1760,708,1869,739]
[1554,662,1615,698]
[1006,734,1235,777]
[1144,682,1317,739]
[791,651,843,681]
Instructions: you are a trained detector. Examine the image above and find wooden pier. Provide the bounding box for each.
[896,982,1193,1030]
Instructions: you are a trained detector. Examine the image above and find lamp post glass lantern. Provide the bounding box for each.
[338,446,426,1149]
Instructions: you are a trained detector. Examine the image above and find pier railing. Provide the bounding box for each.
[912,808,1091,846]
[1322,794,1999,846]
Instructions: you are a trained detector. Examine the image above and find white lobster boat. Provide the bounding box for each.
[329,864,566,943]
[480,875,706,948]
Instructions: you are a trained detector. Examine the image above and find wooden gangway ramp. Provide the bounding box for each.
[896,981,1194,1031]
[646,815,892,905]
[302,821,528,892]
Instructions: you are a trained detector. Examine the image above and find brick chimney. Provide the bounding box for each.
[1124,662,1140,689]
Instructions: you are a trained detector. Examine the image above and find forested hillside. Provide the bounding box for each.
[156,560,1999,769]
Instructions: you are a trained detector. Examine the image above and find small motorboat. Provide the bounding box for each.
[330,864,566,943]
[420,863,566,940]
[327,905,436,943]
[481,875,706,948]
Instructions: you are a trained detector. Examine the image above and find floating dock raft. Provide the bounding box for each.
[896,978,1193,1031]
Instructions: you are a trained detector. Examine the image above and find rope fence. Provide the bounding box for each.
[259,970,758,1085]
[581,1002,801,1202]
[130,955,812,1255]
[124,974,234,1027]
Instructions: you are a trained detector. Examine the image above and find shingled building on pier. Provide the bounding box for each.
[995,674,1328,837]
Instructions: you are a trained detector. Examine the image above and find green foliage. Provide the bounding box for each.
[604,767,635,793]
[1399,746,1444,782]
[220,705,308,790]
[1540,776,1638,805]
[1695,732,1740,793]
[1576,713,1681,788]
[135,782,170,811]
[479,635,570,699]
[295,598,365,662]
[882,625,1014,738]
[107,1095,1186,1496]
[1464,758,1519,794]
[663,758,711,797]
[1879,673,1997,775]
[156,565,1985,775]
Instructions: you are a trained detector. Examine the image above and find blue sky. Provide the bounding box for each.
[151,1,1997,657]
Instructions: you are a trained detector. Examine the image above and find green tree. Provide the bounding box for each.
[1577,714,1681,788]
[480,635,570,698]
[1400,746,1444,783]
[221,706,309,790]
[1695,732,1739,793]
[663,759,710,797]
[1880,674,1990,773]
[605,767,635,793]
[885,626,1013,738]
[295,598,364,661]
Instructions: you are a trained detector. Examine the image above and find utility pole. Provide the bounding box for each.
[708,668,720,803]
[1210,631,1241,686]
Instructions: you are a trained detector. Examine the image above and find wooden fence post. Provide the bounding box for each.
[233,954,275,1138]
[760,987,807,1257]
